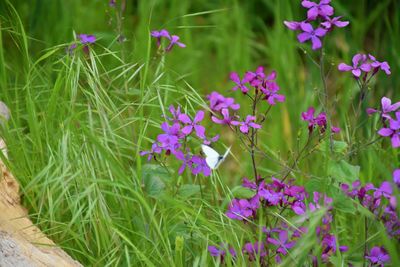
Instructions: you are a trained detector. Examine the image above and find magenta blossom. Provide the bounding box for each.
[301,0,334,20]
[321,16,349,30]
[207,91,240,112]
[140,143,162,161]
[267,230,296,263]
[378,111,400,148]
[166,35,186,51]
[365,247,390,267]
[211,108,235,125]
[230,72,249,93]
[244,66,266,87]
[367,97,400,119]
[157,122,181,152]
[373,181,392,199]
[226,199,253,220]
[191,155,211,176]
[301,107,340,133]
[297,22,327,50]
[283,21,301,31]
[369,54,391,75]
[232,115,261,134]
[338,54,371,78]
[179,111,205,138]
[173,150,194,175]
[243,242,267,262]
[393,169,400,188]
[78,34,96,44]
[150,29,170,46]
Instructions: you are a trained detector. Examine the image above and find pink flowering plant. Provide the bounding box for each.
[138,1,399,266]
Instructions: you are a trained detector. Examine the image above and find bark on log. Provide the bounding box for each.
[0,102,82,266]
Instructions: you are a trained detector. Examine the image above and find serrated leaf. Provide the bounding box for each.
[328,160,360,183]
[305,178,326,194]
[318,140,348,154]
[327,187,356,214]
[231,186,255,199]
[177,184,202,199]
[142,164,169,198]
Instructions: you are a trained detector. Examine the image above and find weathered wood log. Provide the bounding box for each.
[0,101,82,267]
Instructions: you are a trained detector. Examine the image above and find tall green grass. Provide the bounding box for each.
[0,0,399,265]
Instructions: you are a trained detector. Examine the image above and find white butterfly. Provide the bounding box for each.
[201,144,231,170]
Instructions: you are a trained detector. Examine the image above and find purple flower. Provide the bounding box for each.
[267,230,296,257]
[321,16,349,30]
[338,54,371,78]
[208,245,225,257]
[157,122,181,152]
[140,143,162,161]
[369,54,391,75]
[242,242,267,261]
[211,108,235,125]
[373,181,392,199]
[109,0,116,7]
[244,66,266,87]
[166,105,182,123]
[301,107,327,132]
[226,199,253,220]
[207,92,240,112]
[365,247,390,267]
[151,29,170,46]
[283,21,301,31]
[292,201,307,215]
[393,169,400,188]
[301,0,334,20]
[202,134,220,145]
[230,72,249,93]
[258,181,283,206]
[367,97,400,119]
[242,177,257,190]
[173,150,194,174]
[191,155,211,176]
[378,111,400,148]
[231,115,261,134]
[297,22,327,50]
[179,111,205,138]
[166,35,186,51]
[78,34,96,44]
[320,234,347,262]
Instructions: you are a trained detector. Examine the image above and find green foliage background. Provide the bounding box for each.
[0,0,399,266]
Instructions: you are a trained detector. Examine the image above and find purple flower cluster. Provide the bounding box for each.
[341,180,399,240]
[284,0,349,50]
[208,177,347,265]
[301,107,340,134]
[151,29,186,52]
[229,67,285,105]
[338,54,391,79]
[208,91,262,134]
[140,105,218,176]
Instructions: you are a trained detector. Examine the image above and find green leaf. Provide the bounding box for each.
[231,186,255,199]
[318,140,348,154]
[142,164,169,198]
[305,178,326,194]
[328,187,356,214]
[328,160,360,183]
[177,184,202,199]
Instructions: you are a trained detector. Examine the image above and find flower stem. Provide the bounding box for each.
[251,90,259,181]
[319,48,334,152]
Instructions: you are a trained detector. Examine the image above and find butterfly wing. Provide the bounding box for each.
[215,146,231,169]
[201,145,221,169]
